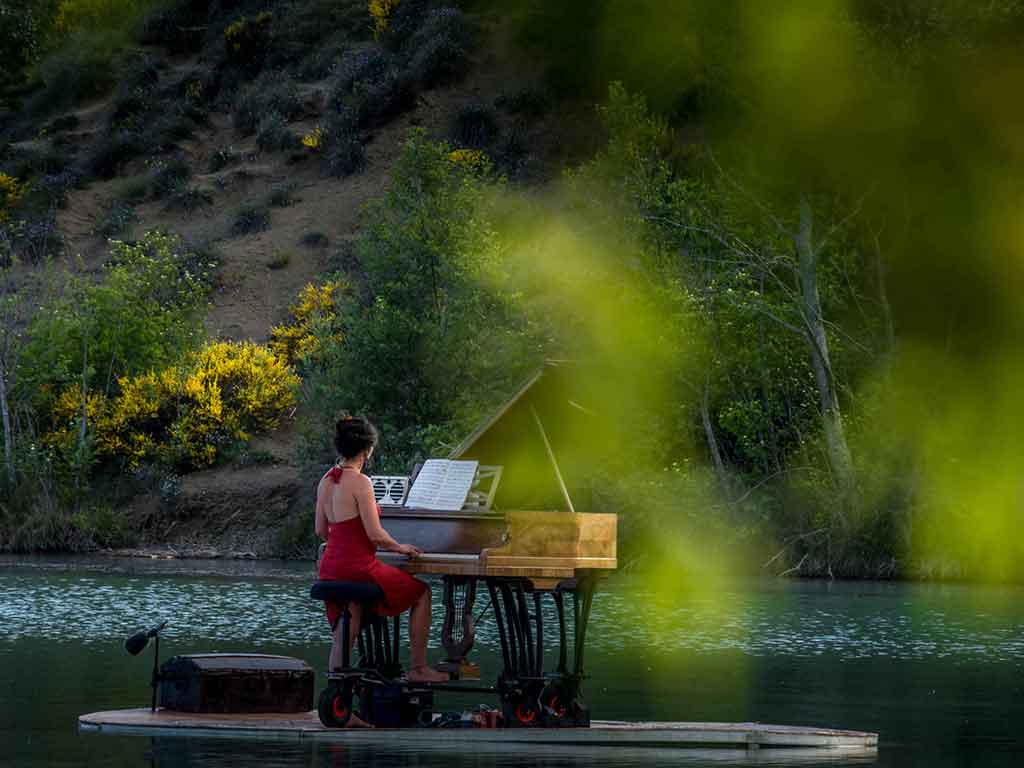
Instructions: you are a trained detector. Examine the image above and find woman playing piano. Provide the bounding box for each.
[315,416,448,683]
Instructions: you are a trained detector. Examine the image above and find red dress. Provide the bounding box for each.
[318,466,427,628]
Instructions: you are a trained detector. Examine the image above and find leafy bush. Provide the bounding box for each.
[223,11,274,75]
[94,201,137,238]
[256,111,297,152]
[303,131,534,469]
[86,129,144,179]
[321,108,365,176]
[16,230,210,410]
[165,186,213,214]
[331,46,413,128]
[35,169,82,208]
[1,214,64,263]
[138,0,209,53]
[301,231,328,248]
[32,36,118,111]
[266,250,290,270]
[231,204,270,236]
[267,183,297,208]
[495,88,550,118]
[450,104,498,149]
[402,7,471,89]
[113,174,148,202]
[233,70,302,136]
[0,173,24,222]
[147,156,191,198]
[208,146,239,173]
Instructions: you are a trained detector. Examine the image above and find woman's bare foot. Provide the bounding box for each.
[406,665,449,683]
[344,712,374,728]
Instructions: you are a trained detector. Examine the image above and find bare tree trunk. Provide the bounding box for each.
[873,231,895,352]
[0,352,13,486]
[700,378,730,493]
[795,198,855,499]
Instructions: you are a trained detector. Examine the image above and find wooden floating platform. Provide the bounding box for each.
[79,709,878,752]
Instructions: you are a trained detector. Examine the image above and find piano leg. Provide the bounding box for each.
[439,577,480,679]
[553,591,568,675]
[514,584,535,675]
[532,592,544,678]
[486,580,513,674]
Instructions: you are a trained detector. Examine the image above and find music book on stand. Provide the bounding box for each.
[404,459,479,511]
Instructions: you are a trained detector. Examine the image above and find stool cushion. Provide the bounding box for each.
[310,580,384,604]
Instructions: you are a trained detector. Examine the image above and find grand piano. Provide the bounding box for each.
[320,361,618,728]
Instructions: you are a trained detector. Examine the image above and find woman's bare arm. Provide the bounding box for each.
[314,474,330,540]
[353,474,419,555]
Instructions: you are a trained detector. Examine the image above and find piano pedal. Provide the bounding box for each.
[436,660,480,681]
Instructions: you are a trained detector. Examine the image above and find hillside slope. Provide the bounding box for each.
[1,2,598,557]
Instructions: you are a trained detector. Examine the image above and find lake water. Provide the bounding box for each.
[2,555,1023,767]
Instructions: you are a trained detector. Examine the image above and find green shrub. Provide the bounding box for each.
[32,35,118,111]
[94,201,137,238]
[450,104,498,149]
[266,250,290,270]
[166,186,213,214]
[321,108,364,176]
[1,214,64,263]
[86,129,144,179]
[231,204,270,236]
[223,11,274,76]
[16,230,210,411]
[256,111,297,152]
[303,130,534,470]
[138,0,209,53]
[113,174,149,202]
[331,46,413,128]
[44,113,81,133]
[267,183,297,208]
[208,146,239,173]
[300,231,328,248]
[402,7,471,89]
[70,503,134,549]
[233,70,302,135]
[495,88,550,118]
[147,156,191,198]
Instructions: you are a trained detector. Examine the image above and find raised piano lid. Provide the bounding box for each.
[380,361,618,573]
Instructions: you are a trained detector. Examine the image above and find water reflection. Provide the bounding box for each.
[142,736,877,768]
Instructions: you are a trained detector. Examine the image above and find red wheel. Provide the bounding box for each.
[332,696,349,721]
[317,683,352,727]
[546,695,567,718]
[515,702,537,724]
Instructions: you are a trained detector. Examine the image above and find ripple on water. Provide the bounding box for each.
[2,563,1024,664]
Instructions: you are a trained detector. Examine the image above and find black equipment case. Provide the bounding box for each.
[158,654,314,713]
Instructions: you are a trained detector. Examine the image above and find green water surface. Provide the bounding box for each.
[1,556,1022,767]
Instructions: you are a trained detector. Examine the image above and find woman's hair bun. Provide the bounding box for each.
[334,414,379,459]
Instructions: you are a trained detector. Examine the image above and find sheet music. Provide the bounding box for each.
[404,459,479,511]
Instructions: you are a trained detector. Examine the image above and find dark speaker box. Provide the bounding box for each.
[158,654,314,713]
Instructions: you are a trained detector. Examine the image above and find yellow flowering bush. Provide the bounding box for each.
[43,341,298,471]
[270,281,344,364]
[0,173,23,222]
[448,148,487,170]
[369,0,400,38]
[301,125,324,151]
[42,388,109,450]
[224,12,273,66]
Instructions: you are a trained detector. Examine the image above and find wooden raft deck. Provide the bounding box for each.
[79,709,878,751]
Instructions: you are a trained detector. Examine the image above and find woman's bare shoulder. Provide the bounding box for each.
[349,472,374,491]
